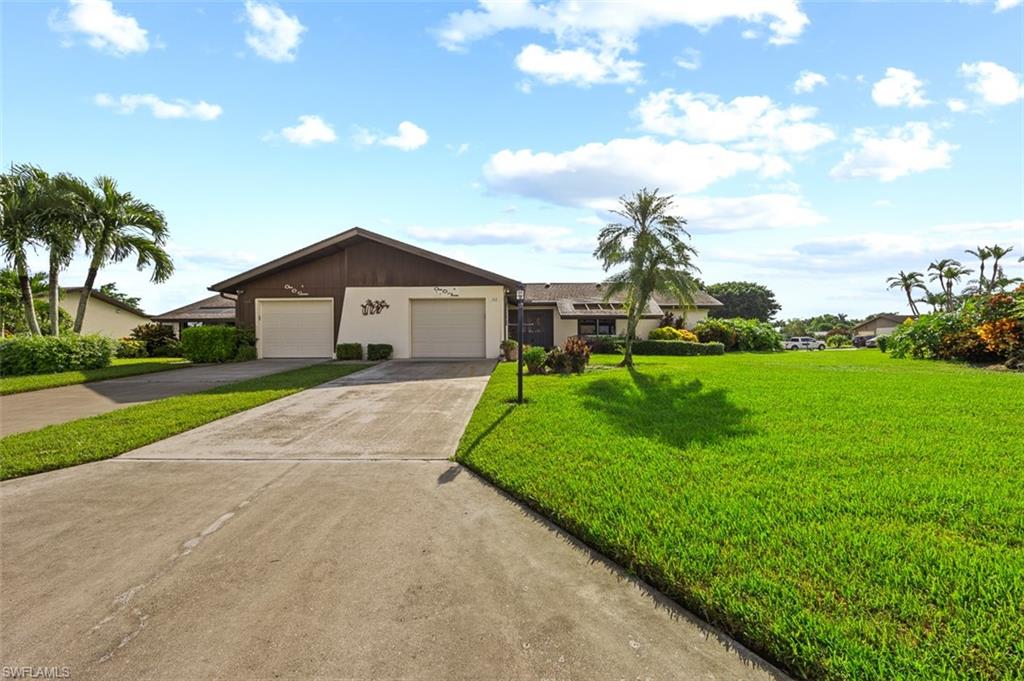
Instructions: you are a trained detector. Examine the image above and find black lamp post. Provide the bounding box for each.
[516,286,525,404]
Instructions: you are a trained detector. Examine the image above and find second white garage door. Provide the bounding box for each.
[411,299,486,358]
[258,299,335,358]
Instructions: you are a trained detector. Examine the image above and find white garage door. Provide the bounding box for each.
[258,299,335,358]
[411,299,486,358]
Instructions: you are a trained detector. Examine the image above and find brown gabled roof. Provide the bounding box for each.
[209,227,520,292]
[850,314,913,332]
[522,282,722,319]
[61,287,149,317]
[152,294,236,323]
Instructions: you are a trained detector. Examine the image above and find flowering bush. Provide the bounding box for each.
[976,318,1023,357]
[826,334,852,348]
[648,326,699,342]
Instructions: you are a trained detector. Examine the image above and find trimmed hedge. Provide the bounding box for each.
[336,343,362,360]
[587,335,625,354]
[367,343,393,361]
[0,334,115,376]
[180,326,249,363]
[631,339,725,356]
[695,318,781,352]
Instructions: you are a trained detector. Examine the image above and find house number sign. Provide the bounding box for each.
[284,284,309,296]
[361,299,390,316]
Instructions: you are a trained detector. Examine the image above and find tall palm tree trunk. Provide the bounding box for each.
[18,268,42,335]
[903,286,919,316]
[73,260,101,334]
[621,313,638,368]
[48,253,61,336]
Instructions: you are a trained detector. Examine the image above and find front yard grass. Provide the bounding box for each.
[0,362,370,480]
[0,357,190,395]
[456,350,1023,680]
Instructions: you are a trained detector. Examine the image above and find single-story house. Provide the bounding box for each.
[207,228,722,360]
[850,314,914,338]
[152,294,237,337]
[59,287,150,338]
[513,283,722,348]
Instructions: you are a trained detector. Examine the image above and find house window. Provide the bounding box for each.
[577,318,616,336]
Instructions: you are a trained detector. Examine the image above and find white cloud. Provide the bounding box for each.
[436,1,810,51]
[244,0,306,62]
[946,98,968,112]
[355,121,429,151]
[634,90,835,154]
[995,0,1022,10]
[484,137,789,208]
[830,122,956,182]
[515,44,642,86]
[446,142,470,155]
[408,222,595,254]
[675,48,701,71]
[960,61,1024,106]
[94,93,222,120]
[278,115,337,145]
[51,0,149,55]
[793,70,827,93]
[872,67,930,108]
[671,194,826,231]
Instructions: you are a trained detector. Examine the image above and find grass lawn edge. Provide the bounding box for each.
[0,361,372,480]
[0,357,193,395]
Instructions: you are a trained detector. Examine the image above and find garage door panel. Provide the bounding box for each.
[411,299,485,358]
[259,300,334,358]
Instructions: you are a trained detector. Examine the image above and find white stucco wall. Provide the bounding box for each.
[338,285,506,359]
[59,291,150,338]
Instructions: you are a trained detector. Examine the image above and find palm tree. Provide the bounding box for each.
[988,245,1015,291]
[595,188,700,368]
[916,290,947,313]
[927,258,956,304]
[886,270,925,316]
[964,246,992,292]
[37,173,89,336]
[941,262,973,310]
[0,164,49,335]
[62,176,173,333]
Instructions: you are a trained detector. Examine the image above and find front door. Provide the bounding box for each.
[509,309,554,349]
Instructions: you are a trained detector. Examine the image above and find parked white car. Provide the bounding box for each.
[786,336,826,351]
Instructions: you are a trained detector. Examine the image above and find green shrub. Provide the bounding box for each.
[888,314,960,359]
[544,347,570,373]
[826,334,852,348]
[367,343,393,361]
[129,323,178,356]
[151,338,181,357]
[876,335,889,353]
[649,326,681,340]
[180,326,240,363]
[523,346,547,374]
[0,334,115,376]
[695,318,780,351]
[587,335,624,354]
[631,339,725,356]
[234,344,258,362]
[116,339,148,358]
[336,343,362,360]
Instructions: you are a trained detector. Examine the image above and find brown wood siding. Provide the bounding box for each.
[233,238,503,345]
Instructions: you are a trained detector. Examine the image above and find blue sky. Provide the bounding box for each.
[4,0,1023,318]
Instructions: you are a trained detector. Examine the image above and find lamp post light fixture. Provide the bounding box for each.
[516,286,525,404]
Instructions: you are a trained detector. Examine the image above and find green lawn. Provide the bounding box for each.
[1,362,370,480]
[456,350,1023,680]
[0,357,190,395]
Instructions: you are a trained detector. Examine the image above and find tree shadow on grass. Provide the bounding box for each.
[579,367,753,449]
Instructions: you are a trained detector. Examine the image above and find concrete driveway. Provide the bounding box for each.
[0,359,320,436]
[0,360,786,680]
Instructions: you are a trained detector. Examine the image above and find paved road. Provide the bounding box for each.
[0,359,320,436]
[0,360,786,680]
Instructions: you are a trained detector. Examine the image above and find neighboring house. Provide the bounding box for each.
[208,228,722,360]
[514,283,722,349]
[850,314,914,338]
[152,294,237,337]
[58,287,150,338]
